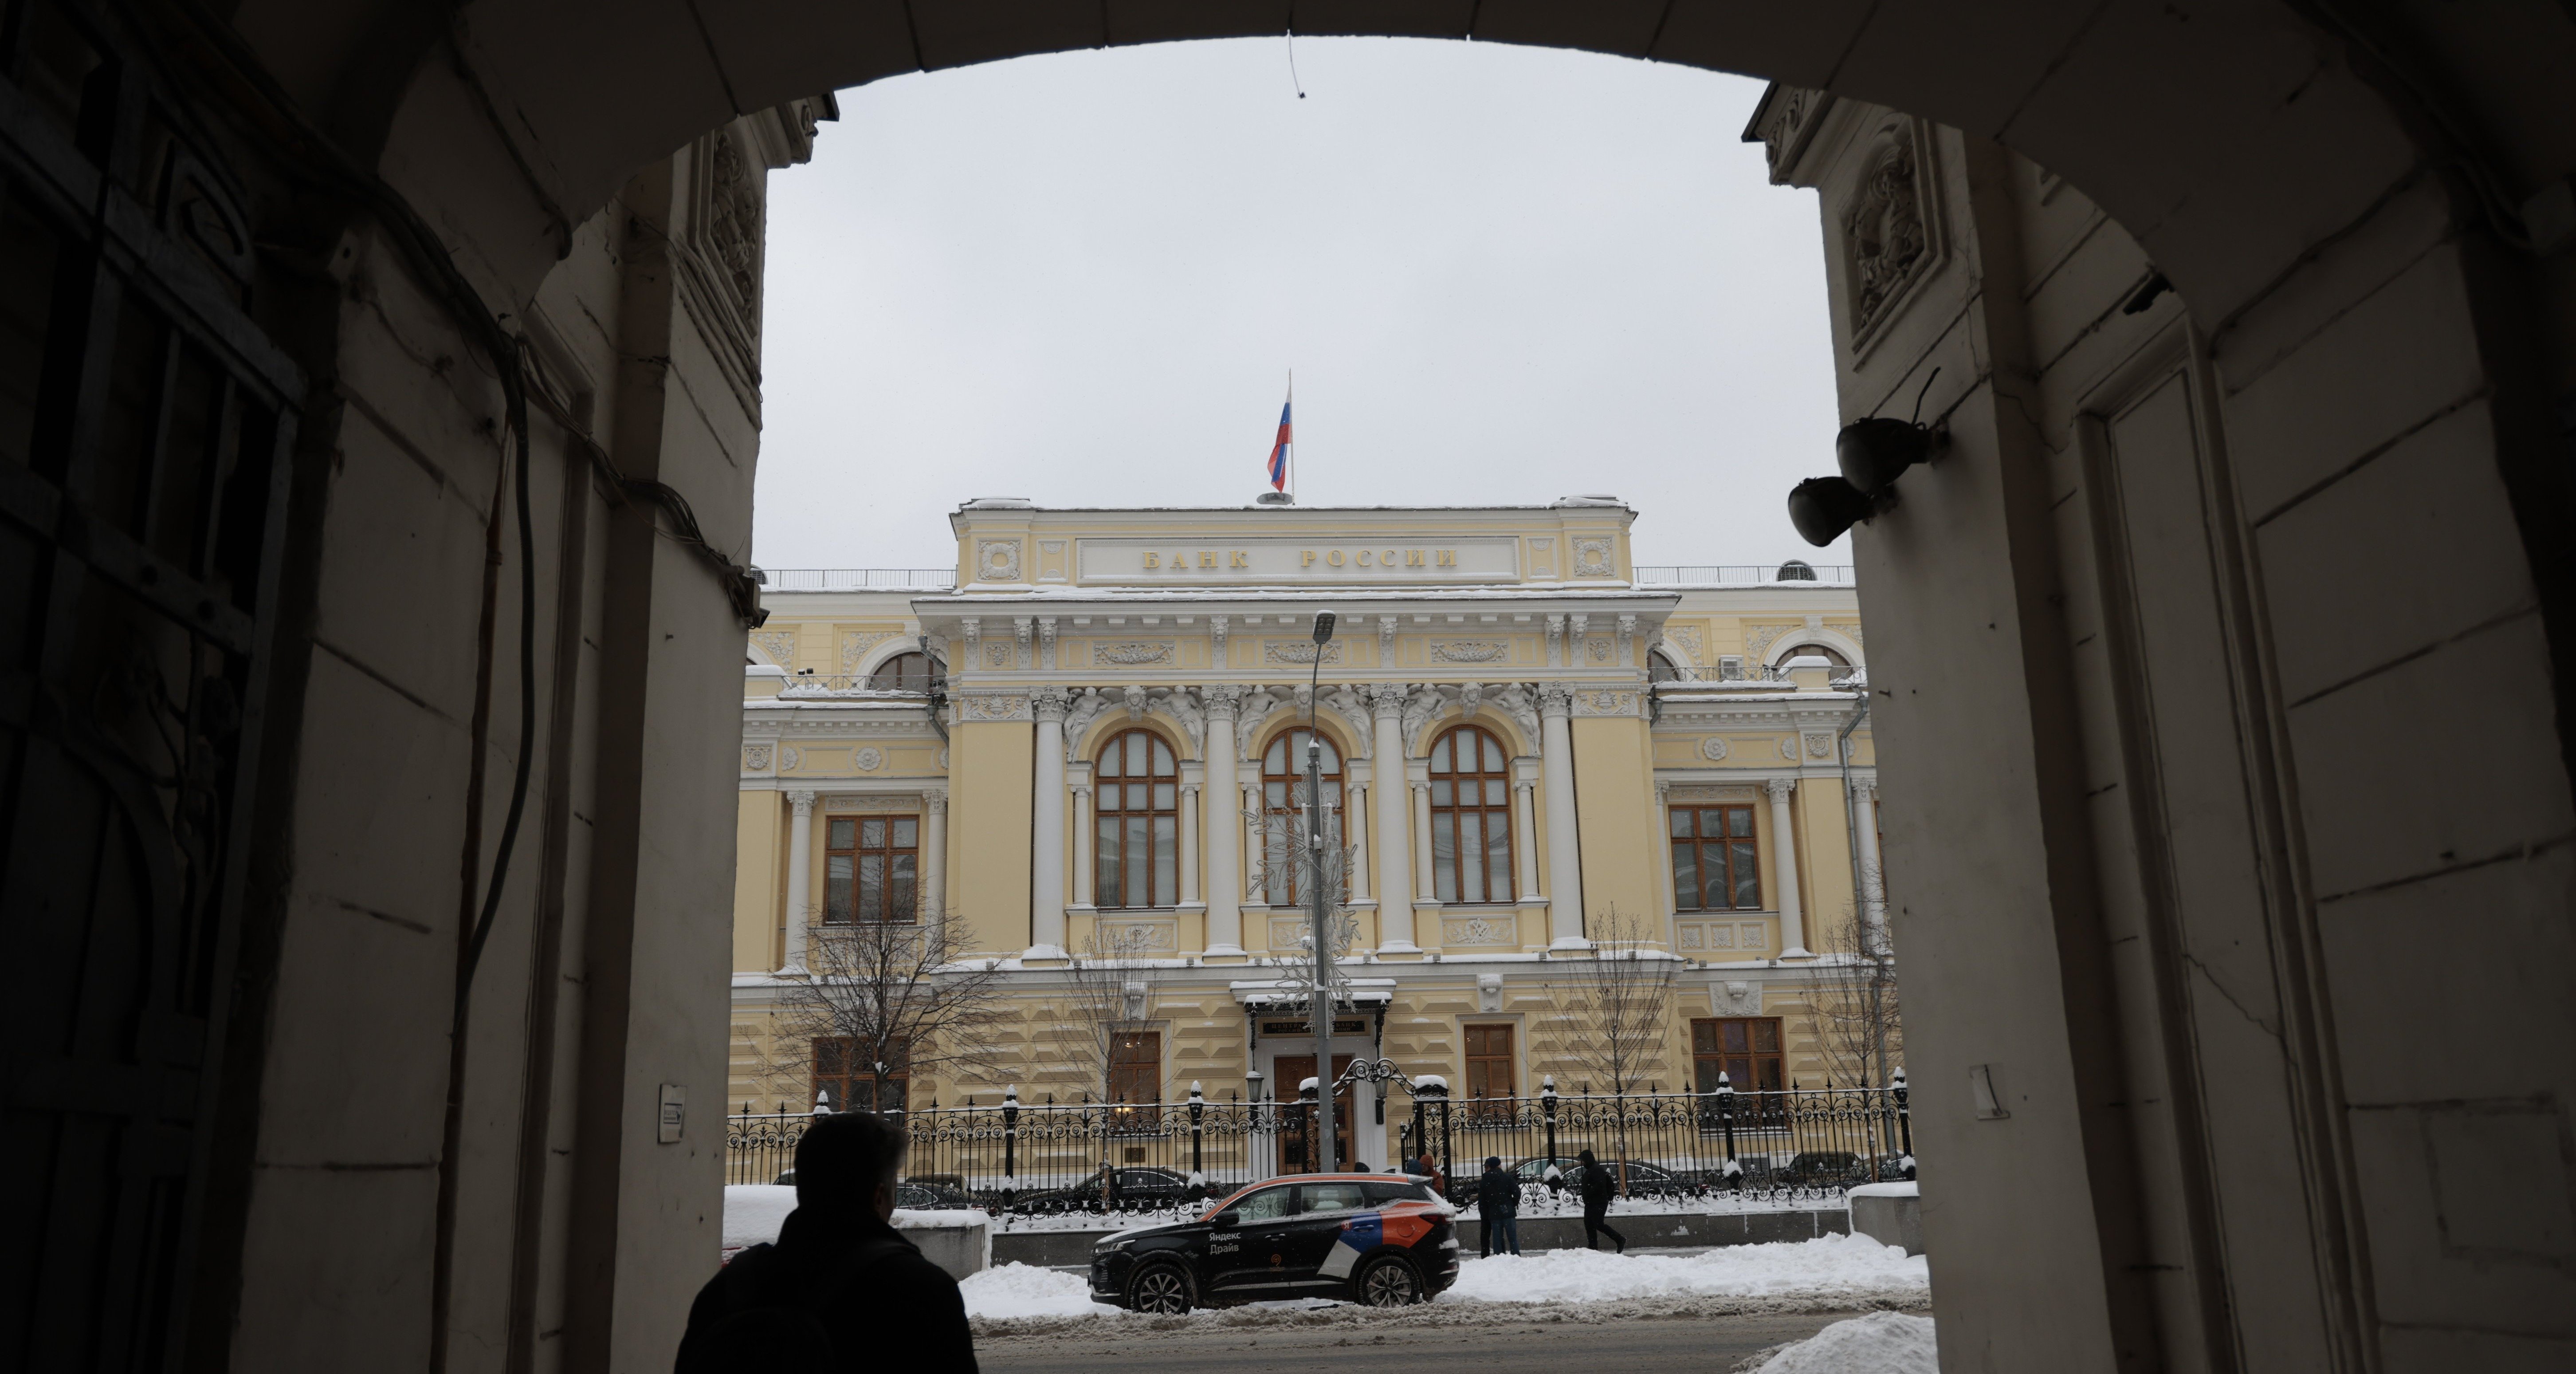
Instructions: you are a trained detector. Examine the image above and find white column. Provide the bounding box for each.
[1538,687,1586,948]
[1766,776,1810,957]
[1654,780,1678,920]
[1410,780,1434,902]
[1031,687,1069,957]
[1203,686,1245,954]
[1241,781,1262,903]
[1369,684,1417,952]
[1513,777,1541,904]
[1853,779,1887,954]
[1071,781,1095,909]
[1347,780,1371,902]
[781,789,817,972]
[921,787,948,929]
[1179,781,1201,906]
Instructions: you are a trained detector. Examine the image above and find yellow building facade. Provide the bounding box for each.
[728,497,1890,1165]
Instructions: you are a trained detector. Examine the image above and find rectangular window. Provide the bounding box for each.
[827,814,919,923]
[1107,1030,1161,1134]
[1671,805,1762,911]
[1690,1017,1784,1094]
[813,1035,909,1113]
[1464,1024,1515,1110]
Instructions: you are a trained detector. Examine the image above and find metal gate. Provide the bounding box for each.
[1,2,298,1368]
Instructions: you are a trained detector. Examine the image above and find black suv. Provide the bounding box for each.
[1015,1165,1203,1213]
[1089,1174,1459,1313]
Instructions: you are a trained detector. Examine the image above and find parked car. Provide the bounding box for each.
[1089,1174,1457,1313]
[1504,1155,1697,1198]
[768,1170,977,1210]
[1779,1151,1869,1187]
[1014,1165,1202,1213]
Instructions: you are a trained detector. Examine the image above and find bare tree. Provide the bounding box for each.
[1539,905,1681,1193]
[1056,924,1169,1107]
[756,903,1010,1113]
[1799,902,1902,1091]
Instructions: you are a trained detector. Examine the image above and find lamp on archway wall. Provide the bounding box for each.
[1788,368,1948,547]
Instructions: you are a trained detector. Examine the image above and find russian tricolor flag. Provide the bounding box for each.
[1267,397,1292,492]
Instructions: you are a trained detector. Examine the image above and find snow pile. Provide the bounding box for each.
[1752,1312,1938,1374]
[1845,1181,1918,1201]
[959,1263,1103,1322]
[723,1185,799,1256]
[720,1184,991,1261]
[1439,1234,1926,1307]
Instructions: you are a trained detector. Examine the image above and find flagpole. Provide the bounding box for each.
[1287,368,1295,501]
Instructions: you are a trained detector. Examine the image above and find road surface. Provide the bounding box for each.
[979,1307,1877,1373]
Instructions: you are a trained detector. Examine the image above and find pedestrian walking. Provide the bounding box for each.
[1474,1156,1522,1257]
[1576,1149,1626,1254]
[675,1111,977,1373]
[1404,1150,1448,1200]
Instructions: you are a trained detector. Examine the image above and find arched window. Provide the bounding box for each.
[1648,650,1685,683]
[1428,725,1515,906]
[866,651,942,691]
[1260,727,1344,905]
[1095,729,1178,910]
[1772,642,1851,669]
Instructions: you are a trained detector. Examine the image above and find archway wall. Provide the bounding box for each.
[188,5,2576,1374]
[1769,73,2576,1374]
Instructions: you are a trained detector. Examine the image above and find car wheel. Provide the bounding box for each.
[1355,1255,1423,1308]
[1127,1263,1194,1315]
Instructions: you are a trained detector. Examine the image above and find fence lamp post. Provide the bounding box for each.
[1001,1084,1020,1217]
[1892,1067,1913,1176]
[1187,1081,1206,1191]
[1717,1071,1742,1191]
[1539,1075,1560,1184]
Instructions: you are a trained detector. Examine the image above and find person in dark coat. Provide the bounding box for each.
[1576,1148,1626,1254]
[675,1111,978,1373]
[1474,1156,1522,1257]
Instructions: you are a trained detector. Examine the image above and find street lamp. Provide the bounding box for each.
[1306,610,1338,1174]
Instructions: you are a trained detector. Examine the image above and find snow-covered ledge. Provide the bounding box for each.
[1846,1181,1921,1256]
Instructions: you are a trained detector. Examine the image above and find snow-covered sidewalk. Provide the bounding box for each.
[959,1233,1927,1324]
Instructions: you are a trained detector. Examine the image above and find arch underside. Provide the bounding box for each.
[323,0,2439,343]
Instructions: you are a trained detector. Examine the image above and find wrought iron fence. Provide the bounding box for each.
[726,1078,1912,1220]
[1398,1080,1913,1209]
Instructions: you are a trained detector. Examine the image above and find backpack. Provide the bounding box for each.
[675,1233,915,1374]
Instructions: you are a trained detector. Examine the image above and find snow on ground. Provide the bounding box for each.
[1436,1235,1927,1308]
[960,1264,1103,1322]
[962,1235,1926,1329]
[1750,1311,1938,1374]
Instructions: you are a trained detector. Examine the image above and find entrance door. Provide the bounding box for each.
[1272,1054,1355,1173]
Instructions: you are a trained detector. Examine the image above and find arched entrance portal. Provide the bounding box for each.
[7,5,2570,1373]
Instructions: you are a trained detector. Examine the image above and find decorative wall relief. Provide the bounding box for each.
[1572,690,1638,717]
[1265,641,1342,665]
[779,746,803,770]
[743,744,774,771]
[749,627,796,666]
[1431,641,1508,663]
[983,642,1011,669]
[976,539,1023,582]
[838,629,901,674]
[1844,128,1933,344]
[1572,538,1615,577]
[1442,917,1514,947]
[1754,86,1835,184]
[1664,625,1704,665]
[958,693,1032,721]
[1099,642,1175,666]
[1805,732,1835,759]
[823,794,923,812]
[1743,624,1795,660]
[1100,921,1175,951]
[1585,637,1614,665]
[1527,536,1555,578]
[1700,737,1730,762]
[1778,738,1799,760]
[853,747,884,772]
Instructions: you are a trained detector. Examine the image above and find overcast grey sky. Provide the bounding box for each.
[751,37,1845,573]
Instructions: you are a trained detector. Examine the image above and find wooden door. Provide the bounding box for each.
[1271,1054,1355,1173]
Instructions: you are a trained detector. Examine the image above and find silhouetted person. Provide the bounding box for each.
[1577,1149,1626,1254]
[1475,1156,1522,1256]
[675,1112,977,1373]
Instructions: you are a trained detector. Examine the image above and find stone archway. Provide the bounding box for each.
[12,5,2567,1373]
